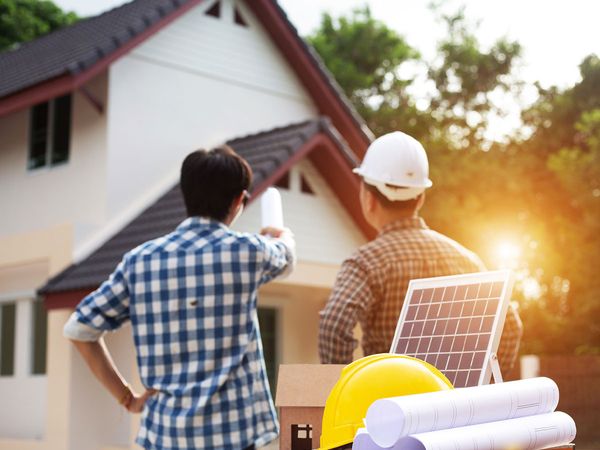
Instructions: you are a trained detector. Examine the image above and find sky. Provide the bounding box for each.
[53,0,599,90]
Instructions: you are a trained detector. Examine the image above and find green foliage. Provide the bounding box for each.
[307,7,424,138]
[0,0,78,52]
[308,5,600,355]
[426,8,522,150]
[308,7,418,106]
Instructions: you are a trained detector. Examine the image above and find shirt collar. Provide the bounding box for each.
[176,216,228,233]
[378,216,428,236]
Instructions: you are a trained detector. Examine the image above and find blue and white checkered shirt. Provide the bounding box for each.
[64,217,296,450]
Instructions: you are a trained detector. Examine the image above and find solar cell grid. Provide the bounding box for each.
[390,271,513,388]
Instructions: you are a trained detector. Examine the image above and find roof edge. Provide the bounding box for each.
[41,118,373,306]
[0,0,205,118]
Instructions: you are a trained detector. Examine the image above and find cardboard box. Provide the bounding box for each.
[275,364,344,450]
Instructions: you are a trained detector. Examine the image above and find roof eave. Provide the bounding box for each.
[245,0,373,158]
[41,125,375,308]
[0,0,205,118]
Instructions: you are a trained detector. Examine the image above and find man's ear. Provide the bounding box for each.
[230,191,245,213]
[364,187,378,213]
[416,192,425,211]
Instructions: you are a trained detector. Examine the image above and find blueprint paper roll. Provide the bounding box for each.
[365,377,559,448]
[397,411,576,450]
[261,187,284,229]
[352,428,385,450]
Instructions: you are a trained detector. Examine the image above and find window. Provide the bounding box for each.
[31,298,47,375]
[257,307,278,394]
[234,7,248,27]
[274,172,290,190]
[300,175,315,195]
[28,94,72,170]
[0,303,16,376]
[205,1,220,18]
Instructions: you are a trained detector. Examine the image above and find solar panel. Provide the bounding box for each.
[389,270,514,388]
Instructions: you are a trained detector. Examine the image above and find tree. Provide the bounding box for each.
[308,5,600,355]
[0,0,78,52]
[516,55,600,354]
[307,7,424,138]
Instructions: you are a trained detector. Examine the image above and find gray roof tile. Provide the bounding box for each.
[0,0,187,98]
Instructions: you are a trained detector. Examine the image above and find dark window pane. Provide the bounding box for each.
[51,94,71,165]
[274,172,290,189]
[257,307,277,395]
[29,102,49,169]
[31,298,48,375]
[300,175,314,195]
[0,303,16,376]
[234,7,248,27]
[205,1,220,18]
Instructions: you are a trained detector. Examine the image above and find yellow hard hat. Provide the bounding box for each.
[319,354,452,449]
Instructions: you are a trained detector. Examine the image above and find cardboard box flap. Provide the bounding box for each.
[275,364,344,407]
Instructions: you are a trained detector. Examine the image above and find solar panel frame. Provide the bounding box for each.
[389,270,514,387]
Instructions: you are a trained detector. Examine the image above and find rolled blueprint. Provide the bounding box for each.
[365,377,559,448]
[396,412,576,450]
[352,428,380,450]
[261,187,284,229]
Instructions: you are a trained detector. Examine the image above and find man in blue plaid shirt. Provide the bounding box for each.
[64,146,296,450]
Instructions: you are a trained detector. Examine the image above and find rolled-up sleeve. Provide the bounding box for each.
[259,229,296,285]
[63,257,131,342]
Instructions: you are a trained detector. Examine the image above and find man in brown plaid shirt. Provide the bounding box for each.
[319,132,522,375]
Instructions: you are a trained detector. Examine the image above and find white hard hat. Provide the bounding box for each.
[353,131,433,201]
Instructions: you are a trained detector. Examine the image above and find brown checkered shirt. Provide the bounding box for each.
[318,216,522,374]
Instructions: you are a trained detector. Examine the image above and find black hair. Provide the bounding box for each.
[180,146,253,221]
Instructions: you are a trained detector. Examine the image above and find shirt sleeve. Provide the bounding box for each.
[259,228,296,285]
[319,257,375,364]
[63,257,131,341]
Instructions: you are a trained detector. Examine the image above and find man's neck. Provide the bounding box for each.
[373,210,418,232]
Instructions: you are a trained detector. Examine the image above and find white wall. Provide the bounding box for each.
[104,0,317,225]
[0,73,108,245]
[0,298,47,440]
[233,159,366,265]
[69,325,136,450]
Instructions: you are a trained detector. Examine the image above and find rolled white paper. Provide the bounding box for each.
[396,411,576,450]
[352,428,384,450]
[261,187,284,229]
[365,377,559,448]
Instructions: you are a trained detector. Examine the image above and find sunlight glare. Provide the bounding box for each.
[521,276,542,300]
[494,241,521,269]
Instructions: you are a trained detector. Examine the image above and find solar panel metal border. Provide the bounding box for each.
[389,270,514,387]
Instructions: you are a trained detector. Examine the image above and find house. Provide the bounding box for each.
[0,0,374,449]
[275,364,344,450]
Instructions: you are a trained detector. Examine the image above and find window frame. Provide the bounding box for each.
[0,295,48,378]
[27,94,72,171]
[0,301,17,377]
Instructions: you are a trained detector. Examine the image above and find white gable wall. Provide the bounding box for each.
[103,0,316,239]
[233,159,366,265]
[0,73,108,241]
